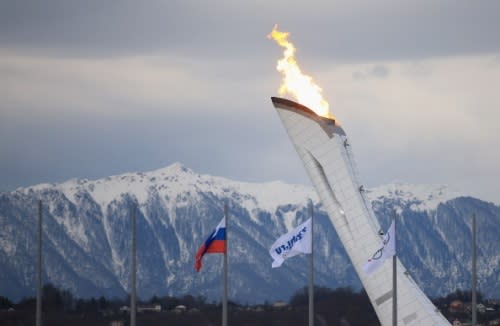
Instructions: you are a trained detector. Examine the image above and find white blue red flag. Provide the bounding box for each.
[195,217,226,272]
[363,219,396,275]
[269,218,312,268]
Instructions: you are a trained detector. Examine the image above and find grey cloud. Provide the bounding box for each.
[401,61,434,78]
[1,1,499,61]
[352,71,365,80]
[351,65,390,80]
[370,65,390,78]
[1,0,499,206]
[0,96,306,191]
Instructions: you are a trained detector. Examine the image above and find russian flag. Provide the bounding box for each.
[195,217,226,272]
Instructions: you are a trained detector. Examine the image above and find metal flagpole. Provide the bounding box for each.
[472,214,477,326]
[392,210,397,326]
[36,200,42,326]
[131,205,137,326]
[308,202,314,326]
[223,203,228,326]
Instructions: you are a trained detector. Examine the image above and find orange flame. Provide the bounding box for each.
[268,25,334,120]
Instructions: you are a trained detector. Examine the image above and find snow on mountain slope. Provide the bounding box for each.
[367,183,466,212]
[2,163,499,302]
[25,163,316,224]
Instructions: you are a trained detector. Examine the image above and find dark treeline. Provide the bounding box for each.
[431,289,500,325]
[1,283,209,314]
[0,284,379,326]
[1,285,499,325]
[432,288,484,306]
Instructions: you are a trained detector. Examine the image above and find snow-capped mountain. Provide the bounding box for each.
[0,163,499,302]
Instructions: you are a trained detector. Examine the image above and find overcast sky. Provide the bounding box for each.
[1,0,499,203]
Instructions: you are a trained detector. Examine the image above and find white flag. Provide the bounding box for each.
[269,218,312,268]
[363,219,396,275]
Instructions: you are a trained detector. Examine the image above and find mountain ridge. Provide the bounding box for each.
[1,163,499,302]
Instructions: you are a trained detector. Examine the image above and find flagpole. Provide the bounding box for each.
[223,203,228,326]
[308,201,314,326]
[36,200,42,326]
[472,213,477,326]
[392,210,397,326]
[130,205,137,326]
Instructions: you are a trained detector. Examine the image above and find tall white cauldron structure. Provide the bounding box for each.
[271,97,450,326]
